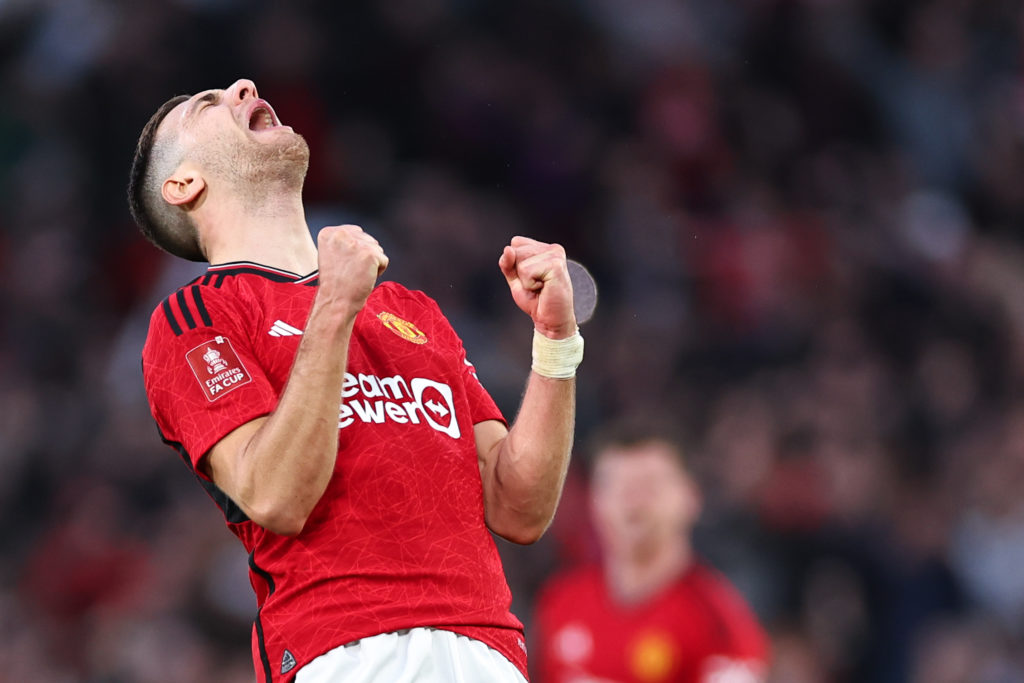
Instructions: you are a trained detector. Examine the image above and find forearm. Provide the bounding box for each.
[484,236,580,543]
[205,224,387,536]
[216,298,355,534]
[485,372,576,544]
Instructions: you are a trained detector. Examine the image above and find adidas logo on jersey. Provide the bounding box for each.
[268,320,304,337]
[281,649,297,674]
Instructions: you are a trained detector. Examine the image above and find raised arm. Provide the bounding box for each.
[476,236,582,544]
[203,225,387,536]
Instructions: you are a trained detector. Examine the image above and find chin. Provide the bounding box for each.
[254,134,310,186]
[271,132,310,164]
[197,133,310,189]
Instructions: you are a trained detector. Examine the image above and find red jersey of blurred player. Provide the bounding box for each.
[534,428,768,683]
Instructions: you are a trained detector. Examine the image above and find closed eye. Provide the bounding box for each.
[187,91,220,120]
[197,92,217,111]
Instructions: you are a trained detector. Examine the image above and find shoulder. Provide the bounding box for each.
[538,565,604,605]
[684,561,769,657]
[373,280,439,310]
[684,562,750,607]
[142,275,265,370]
[535,566,606,634]
[370,280,457,337]
[146,278,239,341]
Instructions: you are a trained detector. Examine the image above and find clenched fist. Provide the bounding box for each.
[499,236,577,339]
[317,224,388,315]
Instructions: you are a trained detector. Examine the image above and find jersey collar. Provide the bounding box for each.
[207,261,319,284]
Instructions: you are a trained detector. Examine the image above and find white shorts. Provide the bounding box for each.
[293,628,529,683]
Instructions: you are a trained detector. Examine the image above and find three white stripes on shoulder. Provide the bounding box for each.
[268,320,304,337]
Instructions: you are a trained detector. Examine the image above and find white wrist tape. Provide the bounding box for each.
[532,329,584,379]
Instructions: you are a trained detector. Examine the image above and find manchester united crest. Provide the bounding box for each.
[377,311,428,344]
[629,630,677,682]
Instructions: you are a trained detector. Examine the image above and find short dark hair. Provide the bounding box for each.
[586,416,688,474]
[127,94,205,262]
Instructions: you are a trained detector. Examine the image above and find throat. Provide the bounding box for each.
[200,195,317,275]
[606,542,693,604]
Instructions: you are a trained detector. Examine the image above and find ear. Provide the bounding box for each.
[160,167,206,208]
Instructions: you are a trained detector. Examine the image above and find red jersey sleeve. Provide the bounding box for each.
[458,346,505,427]
[142,284,279,477]
[692,565,770,681]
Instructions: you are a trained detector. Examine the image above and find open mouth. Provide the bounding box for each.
[247,101,278,131]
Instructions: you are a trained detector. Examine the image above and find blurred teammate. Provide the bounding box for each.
[128,79,583,682]
[534,423,767,683]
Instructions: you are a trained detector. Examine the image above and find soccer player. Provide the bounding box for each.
[534,422,768,683]
[129,79,583,683]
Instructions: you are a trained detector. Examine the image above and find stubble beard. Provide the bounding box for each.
[200,132,311,206]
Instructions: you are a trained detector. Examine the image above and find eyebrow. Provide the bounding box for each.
[183,90,221,122]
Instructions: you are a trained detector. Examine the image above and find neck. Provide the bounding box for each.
[197,185,318,275]
[604,537,693,604]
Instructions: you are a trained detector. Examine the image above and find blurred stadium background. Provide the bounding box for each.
[1,1,1024,681]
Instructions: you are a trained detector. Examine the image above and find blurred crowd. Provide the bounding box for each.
[1,0,1024,681]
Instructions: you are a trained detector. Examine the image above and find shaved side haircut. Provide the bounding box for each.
[128,94,205,262]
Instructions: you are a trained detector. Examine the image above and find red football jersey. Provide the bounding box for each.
[534,564,768,683]
[142,262,527,682]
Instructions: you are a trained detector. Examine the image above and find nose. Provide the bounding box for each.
[227,78,258,104]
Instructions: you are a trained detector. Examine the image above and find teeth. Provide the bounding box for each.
[249,108,274,130]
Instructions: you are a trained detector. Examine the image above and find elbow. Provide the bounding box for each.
[489,515,551,546]
[235,471,329,537]
[248,498,312,537]
[500,526,546,545]
[261,513,308,537]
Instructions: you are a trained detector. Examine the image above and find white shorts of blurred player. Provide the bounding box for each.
[293,627,528,683]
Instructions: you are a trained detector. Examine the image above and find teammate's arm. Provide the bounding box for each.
[476,236,578,545]
[203,225,387,536]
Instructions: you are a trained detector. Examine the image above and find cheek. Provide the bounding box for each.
[591,498,616,527]
[661,492,698,527]
[592,496,631,531]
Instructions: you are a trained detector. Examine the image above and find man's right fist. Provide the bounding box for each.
[316,224,388,312]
